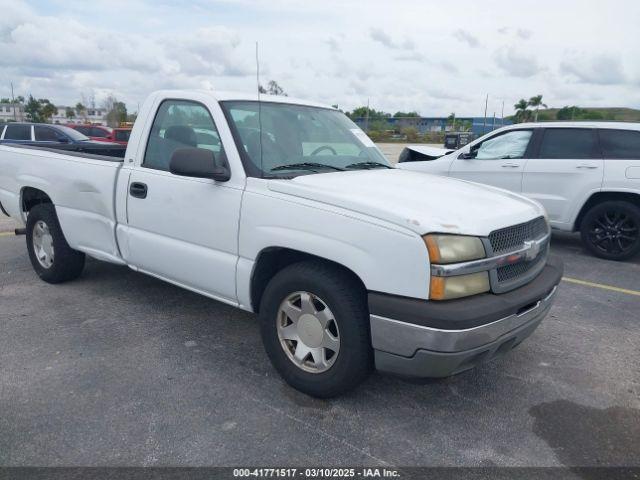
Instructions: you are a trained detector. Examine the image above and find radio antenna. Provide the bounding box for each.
[256,41,264,177]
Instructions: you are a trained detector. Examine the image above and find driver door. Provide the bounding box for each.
[123,98,243,303]
[449,129,535,192]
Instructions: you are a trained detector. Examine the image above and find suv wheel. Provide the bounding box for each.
[259,260,372,398]
[26,204,85,283]
[580,201,640,261]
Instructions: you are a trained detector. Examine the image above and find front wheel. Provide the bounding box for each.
[259,261,372,398]
[26,204,85,283]
[580,201,640,261]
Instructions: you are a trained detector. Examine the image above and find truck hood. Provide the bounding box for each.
[267,169,544,236]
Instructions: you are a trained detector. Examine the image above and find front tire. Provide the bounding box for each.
[26,204,85,283]
[259,261,372,398]
[580,201,640,261]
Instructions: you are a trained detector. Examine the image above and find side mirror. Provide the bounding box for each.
[169,147,230,182]
[459,152,475,159]
[58,136,70,144]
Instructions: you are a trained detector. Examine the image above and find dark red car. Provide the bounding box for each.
[66,124,131,145]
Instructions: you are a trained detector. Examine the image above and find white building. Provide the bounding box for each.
[52,106,107,125]
[0,103,25,122]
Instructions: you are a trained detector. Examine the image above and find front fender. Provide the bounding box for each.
[236,189,431,311]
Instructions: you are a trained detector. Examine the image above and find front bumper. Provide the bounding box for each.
[369,256,563,378]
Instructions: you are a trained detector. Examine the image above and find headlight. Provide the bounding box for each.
[423,234,486,264]
[430,272,490,300]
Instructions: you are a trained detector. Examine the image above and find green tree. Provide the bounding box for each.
[459,120,472,132]
[103,95,128,127]
[346,107,390,121]
[393,111,420,118]
[557,106,583,120]
[528,95,547,122]
[402,126,419,142]
[65,107,75,120]
[25,95,43,122]
[447,112,456,130]
[259,80,287,96]
[39,99,56,122]
[514,99,531,123]
[75,102,86,120]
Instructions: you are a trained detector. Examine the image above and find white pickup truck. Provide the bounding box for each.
[0,90,563,397]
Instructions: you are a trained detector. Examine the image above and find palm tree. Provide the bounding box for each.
[514,99,530,123]
[528,95,548,122]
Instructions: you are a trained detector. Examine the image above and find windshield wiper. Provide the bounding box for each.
[344,161,392,170]
[271,162,345,172]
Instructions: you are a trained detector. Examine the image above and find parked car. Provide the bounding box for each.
[67,124,135,146]
[398,145,453,163]
[112,127,132,145]
[67,124,114,142]
[399,122,640,261]
[0,123,126,157]
[0,90,562,397]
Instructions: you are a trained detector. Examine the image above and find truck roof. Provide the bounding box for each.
[153,89,336,110]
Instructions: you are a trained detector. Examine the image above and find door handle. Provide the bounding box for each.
[501,163,520,168]
[129,182,148,199]
[576,164,598,169]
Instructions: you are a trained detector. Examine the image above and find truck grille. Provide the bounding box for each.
[489,216,548,254]
[496,243,548,283]
[487,216,549,293]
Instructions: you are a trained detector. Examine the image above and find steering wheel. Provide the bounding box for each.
[310,145,337,156]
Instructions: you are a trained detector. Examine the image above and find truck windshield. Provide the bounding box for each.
[221,101,391,177]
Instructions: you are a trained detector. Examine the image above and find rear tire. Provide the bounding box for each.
[259,260,372,398]
[26,204,85,283]
[580,201,640,261]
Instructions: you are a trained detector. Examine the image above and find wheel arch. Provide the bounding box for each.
[20,186,54,215]
[574,191,640,231]
[249,246,367,313]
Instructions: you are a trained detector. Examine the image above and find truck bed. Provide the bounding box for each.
[0,144,125,263]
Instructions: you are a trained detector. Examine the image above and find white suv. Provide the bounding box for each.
[399,122,640,261]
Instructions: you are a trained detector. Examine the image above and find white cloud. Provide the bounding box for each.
[560,53,626,85]
[1,0,639,116]
[493,47,541,78]
[369,28,415,50]
[453,29,480,48]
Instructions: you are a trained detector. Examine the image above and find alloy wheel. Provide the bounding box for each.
[276,291,340,374]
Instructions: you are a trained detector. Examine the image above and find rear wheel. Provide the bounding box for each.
[259,261,372,398]
[26,204,85,283]
[580,201,640,261]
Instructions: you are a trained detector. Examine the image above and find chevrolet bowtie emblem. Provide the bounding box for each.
[523,240,541,261]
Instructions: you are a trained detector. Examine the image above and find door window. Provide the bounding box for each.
[473,130,532,159]
[34,126,60,141]
[90,127,109,138]
[143,100,225,171]
[4,124,31,140]
[538,128,599,159]
[598,129,640,159]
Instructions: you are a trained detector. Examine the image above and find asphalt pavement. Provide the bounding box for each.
[0,230,638,467]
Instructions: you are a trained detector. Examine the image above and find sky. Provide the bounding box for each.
[1,0,639,117]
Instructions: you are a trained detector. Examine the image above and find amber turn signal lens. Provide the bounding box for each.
[424,235,441,263]
[429,272,490,300]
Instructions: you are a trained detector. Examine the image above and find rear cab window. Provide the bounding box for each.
[538,128,600,159]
